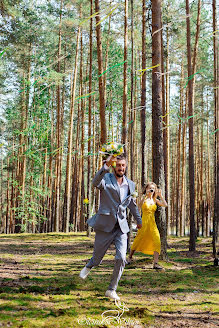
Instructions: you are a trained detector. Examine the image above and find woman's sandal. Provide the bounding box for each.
[126,257,134,265]
[153,263,164,270]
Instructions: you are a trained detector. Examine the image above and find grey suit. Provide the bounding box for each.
[85,165,142,291]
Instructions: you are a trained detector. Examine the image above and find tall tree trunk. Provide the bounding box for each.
[0,159,4,232]
[59,45,66,232]
[10,139,15,233]
[212,0,219,260]
[200,91,204,236]
[141,0,146,187]
[175,63,184,236]
[130,0,134,181]
[15,67,28,233]
[171,141,177,234]
[195,126,200,236]
[79,33,85,231]
[73,102,81,231]
[152,0,167,259]
[95,0,107,144]
[122,0,128,148]
[186,0,196,251]
[103,0,111,101]
[164,18,170,235]
[64,26,80,232]
[87,0,93,237]
[127,0,135,253]
[206,118,211,237]
[47,90,54,232]
[6,157,10,233]
[54,0,63,232]
[180,89,188,236]
[192,0,201,78]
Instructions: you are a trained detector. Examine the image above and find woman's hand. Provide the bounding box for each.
[155,189,168,207]
[156,189,162,198]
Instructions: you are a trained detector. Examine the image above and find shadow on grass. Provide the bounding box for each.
[154,312,219,323]
[0,242,93,256]
[0,303,78,321]
[0,233,92,240]
[119,264,219,296]
[0,275,78,295]
[0,235,218,328]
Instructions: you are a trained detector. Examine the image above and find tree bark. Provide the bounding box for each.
[95,0,107,144]
[152,0,167,259]
[212,0,219,260]
[186,0,196,251]
[64,26,80,233]
[87,0,93,237]
[122,0,128,149]
[54,0,63,232]
[141,0,147,187]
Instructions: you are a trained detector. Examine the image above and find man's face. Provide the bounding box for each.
[114,159,127,177]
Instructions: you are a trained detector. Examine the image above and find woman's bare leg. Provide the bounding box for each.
[153,251,159,264]
[129,249,135,259]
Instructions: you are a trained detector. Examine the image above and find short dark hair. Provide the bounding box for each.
[116,153,127,161]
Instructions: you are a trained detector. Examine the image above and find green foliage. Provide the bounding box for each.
[0,0,216,235]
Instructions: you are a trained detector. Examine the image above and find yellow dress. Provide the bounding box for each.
[131,201,161,255]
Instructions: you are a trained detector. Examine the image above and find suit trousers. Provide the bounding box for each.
[86,223,127,291]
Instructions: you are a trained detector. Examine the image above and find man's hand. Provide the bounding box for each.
[137,223,142,229]
[105,155,117,167]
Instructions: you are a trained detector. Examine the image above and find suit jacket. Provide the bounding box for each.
[86,165,142,233]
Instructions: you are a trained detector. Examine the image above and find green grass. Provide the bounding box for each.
[0,233,218,327]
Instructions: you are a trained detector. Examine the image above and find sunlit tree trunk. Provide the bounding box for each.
[164,19,170,235]
[206,118,211,237]
[152,0,167,259]
[63,26,80,232]
[122,0,128,148]
[180,90,188,237]
[212,0,219,260]
[104,0,111,101]
[140,0,147,187]
[186,0,196,251]
[54,0,63,232]
[0,159,4,232]
[95,0,107,144]
[47,90,54,232]
[87,0,93,237]
[79,32,85,231]
[5,157,10,233]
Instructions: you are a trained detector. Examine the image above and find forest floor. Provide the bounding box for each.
[0,233,218,328]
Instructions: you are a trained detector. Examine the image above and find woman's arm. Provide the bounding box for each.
[155,189,168,207]
[138,193,145,209]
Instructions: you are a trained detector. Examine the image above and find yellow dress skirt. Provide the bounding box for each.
[131,201,161,255]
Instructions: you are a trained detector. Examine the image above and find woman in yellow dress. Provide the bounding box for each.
[127,182,167,269]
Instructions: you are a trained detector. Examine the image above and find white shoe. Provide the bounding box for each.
[105,290,120,300]
[79,266,91,279]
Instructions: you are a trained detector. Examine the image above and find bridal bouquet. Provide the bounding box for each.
[100,142,124,156]
[100,142,124,166]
